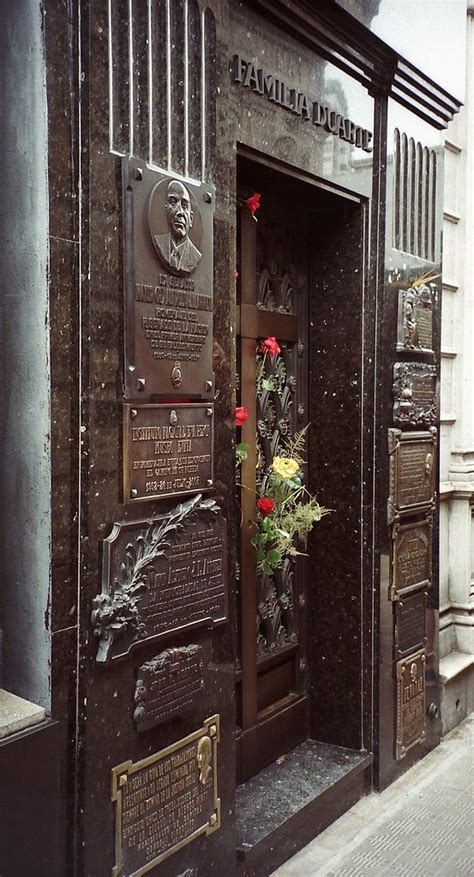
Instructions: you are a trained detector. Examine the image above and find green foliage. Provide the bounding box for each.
[251,428,331,577]
[236,442,249,464]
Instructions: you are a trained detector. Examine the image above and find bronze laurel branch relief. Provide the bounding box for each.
[92,495,226,663]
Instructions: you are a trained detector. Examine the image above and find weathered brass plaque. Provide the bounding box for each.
[122,158,215,400]
[92,495,227,663]
[397,285,433,354]
[133,646,204,732]
[396,650,426,760]
[396,591,427,658]
[112,715,220,877]
[390,517,432,601]
[388,428,437,523]
[392,362,437,427]
[123,403,213,503]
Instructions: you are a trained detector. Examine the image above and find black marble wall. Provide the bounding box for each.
[37,0,446,874]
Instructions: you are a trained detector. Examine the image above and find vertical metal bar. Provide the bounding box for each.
[184,0,189,177]
[239,208,258,752]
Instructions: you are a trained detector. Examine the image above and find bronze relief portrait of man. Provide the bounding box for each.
[149,178,203,276]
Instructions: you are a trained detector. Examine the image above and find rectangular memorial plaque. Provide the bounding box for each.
[393,362,437,427]
[92,496,227,663]
[396,591,427,658]
[122,158,215,400]
[123,403,213,503]
[112,715,220,877]
[390,517,432,601]
[133,646,204,732]
[397,285,434,354]
[388,428,437,522]
[395,650,426,760]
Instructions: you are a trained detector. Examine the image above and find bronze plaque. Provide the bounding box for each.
[92,496,227,663]
[122,158,215,400]
[396,650,426,760]
[390,517,432,601]
[397,285,433,354]
[392,362,437,427]
[133,646,204,732]
[123,403,213,503]
[388,428,437,522]
[396,591,427,658]
[112,715,220,877]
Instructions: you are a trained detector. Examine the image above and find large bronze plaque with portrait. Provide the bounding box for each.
[388,428,437,523]
[123,403,213,503]
[390,517,432,601]
[392,362,437,427]
[111,715,220,877]
[92,496,227,663]
[122,158,215,399]
[395,650,426,760]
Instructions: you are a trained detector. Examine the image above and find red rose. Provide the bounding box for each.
[235,406,248,427]
[257,498,276,516]
[259,336,281,357]
[245,193,261,216]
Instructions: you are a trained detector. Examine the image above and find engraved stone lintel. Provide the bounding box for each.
[392,362,437,427]
[397,284,434,354]
[133,645,204,732]
[387,428,437,523]
[111,716,220,876]
[390,516,432,602]
[92,495,227,663]
[396,650,426,760]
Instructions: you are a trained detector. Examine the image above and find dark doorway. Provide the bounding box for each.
[235,153,370,784]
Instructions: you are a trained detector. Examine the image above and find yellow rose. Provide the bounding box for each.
[272,457,299,480]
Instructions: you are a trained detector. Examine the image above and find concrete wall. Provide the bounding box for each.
[439,1,474,733]
[0,0,51,709]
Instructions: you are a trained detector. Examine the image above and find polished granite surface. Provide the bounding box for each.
[236,740,369,847]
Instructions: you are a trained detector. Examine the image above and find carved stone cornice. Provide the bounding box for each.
[246,0,462,128]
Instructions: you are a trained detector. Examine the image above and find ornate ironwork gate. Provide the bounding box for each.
[236,181,310,782]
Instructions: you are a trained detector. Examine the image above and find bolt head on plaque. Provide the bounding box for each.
[207,479,213,488]
[169,409,178,425]
[171,361,183,387]
[137,378,146,391]
[206,380,213,392]
[134,166,143,181]
[130,408,138,419]
[206,408,213,417]
[130,489,138,498]
[204,192,213,203]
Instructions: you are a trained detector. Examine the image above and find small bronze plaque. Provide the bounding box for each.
[393,362,437,427]
[134,646,204,732]
[388,428,437,522]
[112,715,220,877]
[92,495,227,663]
[396,650,426,760]
[396,591,427,658]
[123,403,213,503]
[123,158,215,399]
[390,517,432,601]
[397,285,433,354]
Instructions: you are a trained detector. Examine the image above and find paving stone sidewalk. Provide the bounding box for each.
[272,714,474,877]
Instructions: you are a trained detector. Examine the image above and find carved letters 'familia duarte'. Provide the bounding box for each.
[233,55,373,152]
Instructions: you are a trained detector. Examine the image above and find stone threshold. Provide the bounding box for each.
[235,739,372,877]
[439,651,474,683]
[0,689,46,740]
